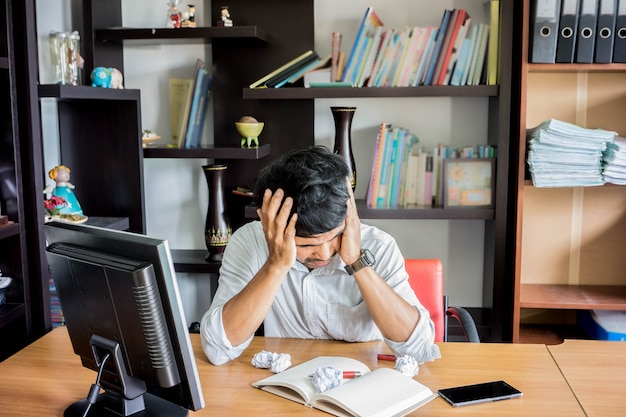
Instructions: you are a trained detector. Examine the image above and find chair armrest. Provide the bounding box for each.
[446,307,480,343]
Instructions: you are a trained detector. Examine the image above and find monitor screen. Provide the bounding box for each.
[44,221,205,417]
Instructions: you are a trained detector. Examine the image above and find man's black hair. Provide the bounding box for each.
[253,146,350,237]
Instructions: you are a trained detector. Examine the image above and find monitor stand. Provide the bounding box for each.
[64,392,188,417]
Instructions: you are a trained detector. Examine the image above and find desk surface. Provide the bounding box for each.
[0,327,585,417]
[549,339,626,417]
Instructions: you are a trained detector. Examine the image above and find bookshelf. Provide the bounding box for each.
[512,0,626,343]
[61,0,517,340]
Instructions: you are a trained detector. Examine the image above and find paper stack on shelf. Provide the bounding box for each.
[526,119,616,187]
[602,136,626,184]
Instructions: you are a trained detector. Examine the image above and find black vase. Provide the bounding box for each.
[202,164,232,261]
[331,106,357,190]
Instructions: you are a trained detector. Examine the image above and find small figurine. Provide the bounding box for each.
[90,67,123,88]
[235,116,264,148]
[166,0,182,28]
[44,165,83,216]
[182,4,197,27]
[217,6,233,27]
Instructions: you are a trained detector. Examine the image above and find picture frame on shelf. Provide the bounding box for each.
[443,158,495,208]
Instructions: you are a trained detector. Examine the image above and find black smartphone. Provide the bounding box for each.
[438,380,522,407]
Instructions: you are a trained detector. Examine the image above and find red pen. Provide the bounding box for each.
[377,353,397,361]
[342,371,362,378]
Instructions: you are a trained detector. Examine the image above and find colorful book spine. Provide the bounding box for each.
[366,122,390,207]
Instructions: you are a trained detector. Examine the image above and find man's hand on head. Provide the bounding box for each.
[339,177,362,266]
[257,188,298,271]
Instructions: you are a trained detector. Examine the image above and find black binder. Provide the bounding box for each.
[575,0,599,62]
[530,0,561,63]
[595,0,617,62]
[613,0,626,61]
[556,0,580,62]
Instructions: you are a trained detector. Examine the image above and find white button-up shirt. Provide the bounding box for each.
[201,221,441,365]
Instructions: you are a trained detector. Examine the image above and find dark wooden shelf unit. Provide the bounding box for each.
[0,223,20,240]
[95,26,269,44]
[38,84,140,100]
[1,0,50,360]
[243,85,499,100]
[143,144,271,160]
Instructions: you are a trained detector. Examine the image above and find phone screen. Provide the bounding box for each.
[438,380,522,407]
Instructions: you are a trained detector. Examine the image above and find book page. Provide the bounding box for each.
[314,368,437,417]
[252,356,371,406]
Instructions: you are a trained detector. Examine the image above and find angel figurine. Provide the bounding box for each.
[44,165,84,216]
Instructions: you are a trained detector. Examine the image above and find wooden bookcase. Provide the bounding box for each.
[65,0,518,341]
[0,0,49,360]
[512,0,626,343]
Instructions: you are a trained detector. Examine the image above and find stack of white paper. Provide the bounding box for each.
[526,119,615,187]
[602,137,626,185]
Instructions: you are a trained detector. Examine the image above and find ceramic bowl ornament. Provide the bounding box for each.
[235,116,264,148]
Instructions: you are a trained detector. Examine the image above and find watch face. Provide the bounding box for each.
[362,249,375,266]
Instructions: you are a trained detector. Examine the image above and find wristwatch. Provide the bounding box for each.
[344,249,376,275]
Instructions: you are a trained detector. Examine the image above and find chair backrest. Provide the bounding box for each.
[404,259,445,342]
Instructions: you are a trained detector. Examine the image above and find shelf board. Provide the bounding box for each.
[171,249,221,273]
[356,200,495,220]
[96,26,269,44]
[0,223,20,240]
[38,84,140,101]
[528,63,626,73]
[143,144,271,159]
[520,284,626,310]
[0,303,26,328]
[243,85,499,100]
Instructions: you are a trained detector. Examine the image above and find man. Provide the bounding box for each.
[201,146,440,365]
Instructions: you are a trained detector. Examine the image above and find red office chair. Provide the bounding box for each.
[405,259,480,342]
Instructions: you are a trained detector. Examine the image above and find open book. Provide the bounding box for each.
[251,356,437,417]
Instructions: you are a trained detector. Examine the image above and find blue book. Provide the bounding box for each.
[424,9,452,85]
[450,38,472,86]
[184,68,212,148]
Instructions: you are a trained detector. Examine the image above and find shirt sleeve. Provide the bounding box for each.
[362,225,441,364]
[200,222,266,365]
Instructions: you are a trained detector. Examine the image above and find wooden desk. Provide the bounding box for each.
[549,339,626,417]
[0,327,584,416]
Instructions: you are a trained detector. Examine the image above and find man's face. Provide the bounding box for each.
[294,224,344,270]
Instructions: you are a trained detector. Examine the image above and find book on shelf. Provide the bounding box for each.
[168,77,193,147]
[366,122,391,207]
[449,37,473,86]
[277,54,332,87]
[423,9,453,85]
[487,0,501,85]
[264,52,320,88]
[458,24,480,86]
[412,28,438,86]
[470,24,490,85]
[170,58,204,148]
[342,7,384,85]
[331,32,343,82]
[433,9,469,86]
[442,12,471,85]
[184,67,212,149]
[252,356,437,417]
[249,50,317,88]
[405,26,434,87]
[367,28,395,87]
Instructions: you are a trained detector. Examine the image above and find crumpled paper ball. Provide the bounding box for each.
[311,366,343,393]
[395,355,419,377]
[251,350,292,373]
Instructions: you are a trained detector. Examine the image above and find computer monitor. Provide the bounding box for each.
[44,221,205,417]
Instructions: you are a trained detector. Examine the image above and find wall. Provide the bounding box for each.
[38,0,492,323]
